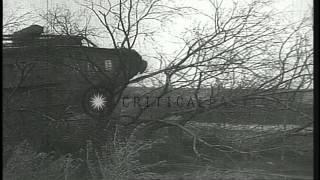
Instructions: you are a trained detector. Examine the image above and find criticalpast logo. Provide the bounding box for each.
[90,93,107,111]
[82,86,114,119]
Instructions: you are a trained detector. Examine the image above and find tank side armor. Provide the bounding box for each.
[12,25,44,45]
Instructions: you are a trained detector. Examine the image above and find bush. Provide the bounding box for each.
[3,140,85,180]
[86,138,166,180]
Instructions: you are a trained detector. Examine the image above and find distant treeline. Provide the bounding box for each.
[120,86,313,125]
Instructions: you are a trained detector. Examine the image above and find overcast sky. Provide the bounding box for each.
[3,0,312,18]
[3,0,313,69]
[3,0,312,42]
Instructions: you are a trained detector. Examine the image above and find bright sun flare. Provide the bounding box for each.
[90,93,106,111]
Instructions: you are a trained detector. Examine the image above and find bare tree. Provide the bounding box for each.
[88,0,313,162]
[3,11,34,34]
[3,0,313,178]
[80,0,193,49]
[39,6,100,47]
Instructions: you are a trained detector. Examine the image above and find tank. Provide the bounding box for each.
[3,25,147,154]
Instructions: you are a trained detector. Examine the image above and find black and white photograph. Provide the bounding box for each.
[3,0,314,179]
